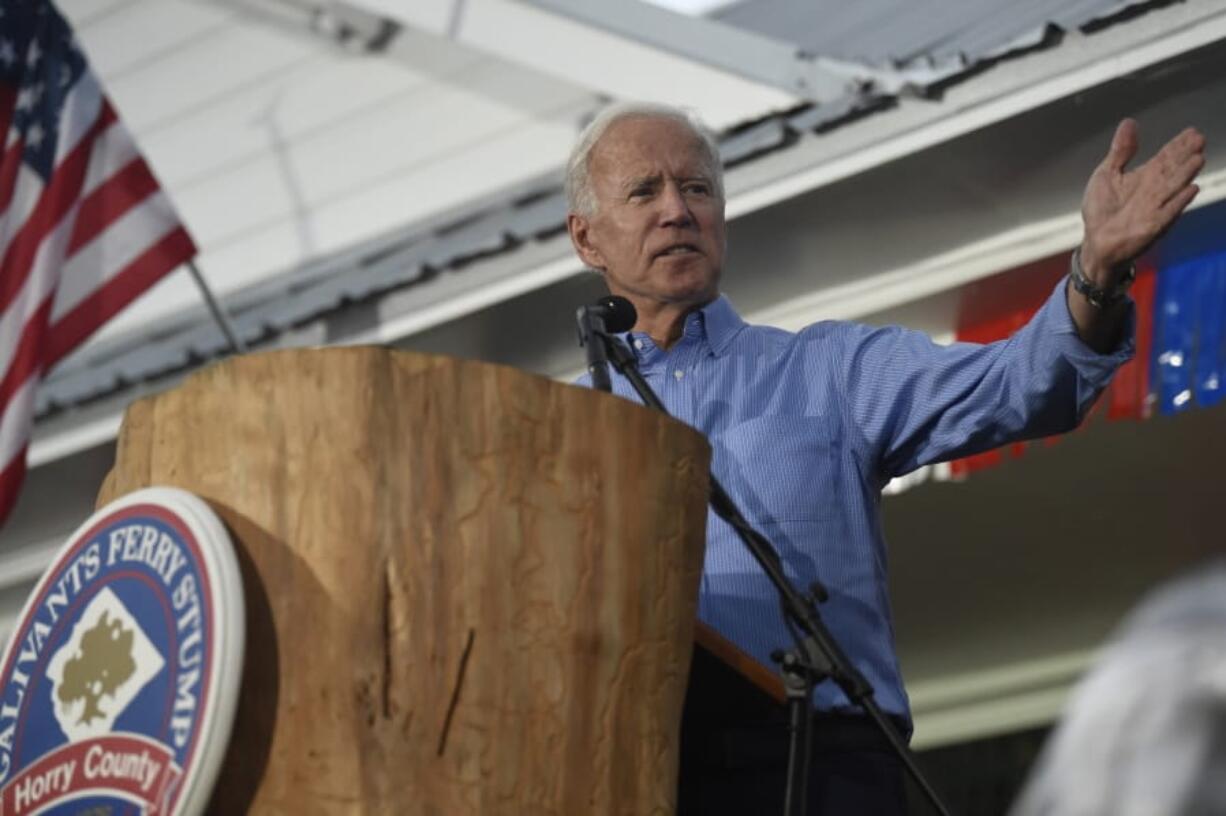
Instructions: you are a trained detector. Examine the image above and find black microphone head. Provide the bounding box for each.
[594,296,637,333]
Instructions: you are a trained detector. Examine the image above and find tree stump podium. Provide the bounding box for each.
[96,348,711,815]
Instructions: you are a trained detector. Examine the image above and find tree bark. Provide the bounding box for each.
[97,347,710,815]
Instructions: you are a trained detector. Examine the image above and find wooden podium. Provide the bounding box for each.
[97,348,714,815]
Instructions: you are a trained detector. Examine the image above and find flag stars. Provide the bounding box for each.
[26,122,43,148]
[0,40,14,68]
[15,85,34,112]
[26,38,40,67]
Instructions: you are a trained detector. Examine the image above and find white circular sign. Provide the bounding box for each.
[0,487,244,815]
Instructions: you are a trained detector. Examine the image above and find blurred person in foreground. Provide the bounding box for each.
[1011,560,1226,816]
[565,101,1206,815]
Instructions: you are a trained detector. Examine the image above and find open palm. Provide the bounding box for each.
[1081,119,1205,279]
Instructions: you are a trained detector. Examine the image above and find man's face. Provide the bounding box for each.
[568,116,726,309]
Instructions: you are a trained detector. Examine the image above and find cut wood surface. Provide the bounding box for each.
[693,623,786,705]
[97,347,711,815]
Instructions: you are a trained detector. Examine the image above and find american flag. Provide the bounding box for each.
[0,0,195,527]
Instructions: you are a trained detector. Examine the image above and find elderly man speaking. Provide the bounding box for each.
[566,102,1205,815]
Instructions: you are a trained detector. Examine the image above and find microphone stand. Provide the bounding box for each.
[575,306,613,392]
[591,329,952,816]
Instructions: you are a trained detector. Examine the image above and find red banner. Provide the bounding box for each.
[949,253,1156,478]
[0,733,182,815]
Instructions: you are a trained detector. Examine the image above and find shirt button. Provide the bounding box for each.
[673,369,685,380]
[633,339,644,350]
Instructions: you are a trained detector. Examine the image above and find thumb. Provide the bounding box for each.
[1103,118,1139,172]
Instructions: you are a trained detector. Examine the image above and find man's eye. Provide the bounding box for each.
[630,187,652,197]
[685,183,710,195]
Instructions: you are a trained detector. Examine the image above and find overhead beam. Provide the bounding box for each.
[519,0,884,104]
[338,0,803,129]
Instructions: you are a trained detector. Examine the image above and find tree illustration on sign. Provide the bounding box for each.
[57,611,137,725]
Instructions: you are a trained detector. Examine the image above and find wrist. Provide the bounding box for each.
[1077,240,1119,284]
[1071,248,1135,309]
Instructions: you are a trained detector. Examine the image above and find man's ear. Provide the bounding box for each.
[567,213,606,270]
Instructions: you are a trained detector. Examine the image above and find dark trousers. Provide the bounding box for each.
[679,713,910,815]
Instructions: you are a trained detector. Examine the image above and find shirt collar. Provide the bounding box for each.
[620,294,746,360]
[691,294,745,357]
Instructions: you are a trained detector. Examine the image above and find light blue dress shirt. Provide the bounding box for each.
[579,279,1134,726]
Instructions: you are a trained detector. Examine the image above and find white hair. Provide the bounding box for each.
[565,102,724,217]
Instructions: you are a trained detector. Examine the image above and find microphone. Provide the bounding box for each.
[588,296,637,333]
[576,296,637,392]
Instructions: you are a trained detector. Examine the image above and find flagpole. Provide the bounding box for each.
[185,260,248,355]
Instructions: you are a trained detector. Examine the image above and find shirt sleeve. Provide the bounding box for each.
[838,277,1136,481]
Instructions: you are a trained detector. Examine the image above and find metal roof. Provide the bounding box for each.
[31,0,1182,419]
[717,0,1156,72]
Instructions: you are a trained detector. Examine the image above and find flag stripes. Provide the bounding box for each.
[0,2,195,527]
[46,225,194,365]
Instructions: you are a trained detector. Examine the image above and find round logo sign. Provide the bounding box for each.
[0,487,244,815]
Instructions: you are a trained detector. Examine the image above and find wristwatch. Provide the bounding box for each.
[1070,248,1135,309]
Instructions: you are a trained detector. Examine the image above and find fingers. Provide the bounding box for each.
[1139,127,1206,202]
[1135,183,1203,256]
[1173,126,1207,154]
[1152,126,1206,173]
[1103,118,1139,172]
[1157,183,1200,225]
[1165,151,1206,202]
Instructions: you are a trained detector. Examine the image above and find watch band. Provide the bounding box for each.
[1070,249,1135,309]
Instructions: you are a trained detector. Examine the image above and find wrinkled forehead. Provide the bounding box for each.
[588,116,715,187]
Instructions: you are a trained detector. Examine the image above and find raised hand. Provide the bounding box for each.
[1080,119,1205,282]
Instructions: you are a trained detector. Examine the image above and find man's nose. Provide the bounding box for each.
[658,183,695,227]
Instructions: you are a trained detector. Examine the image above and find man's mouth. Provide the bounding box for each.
[655,244,701,258]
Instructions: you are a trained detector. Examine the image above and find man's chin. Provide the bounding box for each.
[667,275,719,305]
[606,269,719,307]
[671,287,718,306]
